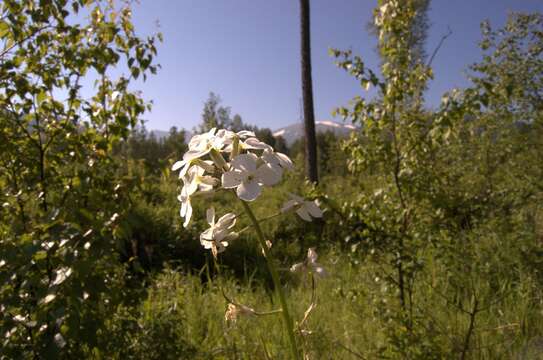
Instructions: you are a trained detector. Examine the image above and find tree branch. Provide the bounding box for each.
[427,26,453,68]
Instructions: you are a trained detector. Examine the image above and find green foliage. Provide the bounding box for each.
[119,126,188,175]
[331,3,543,358]
[289,130,349,178]
[197,92,233,133]
[1,0,542,358]
[0,0,159,357]
[98,248,543,359]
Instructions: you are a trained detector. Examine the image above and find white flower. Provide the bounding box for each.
[177,188,193,228]
[200,207,238,257]
[187,128,219,151]
[172,128,225,177]
[182,163,217,195]
[218,129,255,144]
[178,164,218,228]
[290,248,327,277]
[221,130,258,153]
[281,193,323,221]
[235,130,256,138]
[221,153,281,201]
[261,149,294,175]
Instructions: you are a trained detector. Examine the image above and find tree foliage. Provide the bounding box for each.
[332,2,543,357]
[0,0,159,357]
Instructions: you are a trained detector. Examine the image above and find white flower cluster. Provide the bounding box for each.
[172,128,323,256]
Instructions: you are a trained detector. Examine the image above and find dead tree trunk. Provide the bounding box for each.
[300,0,318,184]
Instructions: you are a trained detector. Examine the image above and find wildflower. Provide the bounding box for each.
[222,130,258,155]
[262,149,294,175]
[218,129,256,145]
[281,193,323,221]
[177,188,193,228]
[172,128,225,177]
[225,303,256,323]
[182,163,218,195]
[178,164,217,227]
[290,248,326,277]
[222,153,281,201]
[200,207,238,257]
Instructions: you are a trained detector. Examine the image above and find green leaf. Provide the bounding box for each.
[37,90,47,105]
[0,21,9,38]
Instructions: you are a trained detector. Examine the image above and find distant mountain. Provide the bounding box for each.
[148,120,357,146]
[273,120,356,145]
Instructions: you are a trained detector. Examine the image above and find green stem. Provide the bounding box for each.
[240,200,301,360]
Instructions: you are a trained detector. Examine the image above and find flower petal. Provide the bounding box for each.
[255,164,281,186]
[217,213,237,229]
[231,153,258,173]
[222,170,244,188]
[243,137,272,150]
[296,206,312,221]
[281,200,298,213]
[180,202,186,217]
[237,130,255,138]
[206,207,215,225]
[183,202,193,228]
[179,189,189,217]
[183,149,205,162]
[237,180,261,201]
[200,228,214,243]
[305,201,323,218]
[261,150,280,167]
[172,160,185,171]
[276,152,294,170]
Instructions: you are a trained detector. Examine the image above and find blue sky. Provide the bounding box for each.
[124,0,542,131]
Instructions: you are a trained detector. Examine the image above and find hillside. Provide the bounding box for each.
[272,120,356,145]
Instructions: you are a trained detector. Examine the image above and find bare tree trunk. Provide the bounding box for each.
[300,0,318,183]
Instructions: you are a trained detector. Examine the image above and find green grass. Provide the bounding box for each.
[104,243,543,359]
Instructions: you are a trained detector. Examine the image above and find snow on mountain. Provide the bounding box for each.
[273,120,356,145]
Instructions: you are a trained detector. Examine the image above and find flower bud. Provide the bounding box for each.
[209,148,228,171]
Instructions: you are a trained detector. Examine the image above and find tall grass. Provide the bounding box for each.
[104,237,543,359]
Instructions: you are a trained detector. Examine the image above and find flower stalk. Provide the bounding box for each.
[240,200,301,360]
